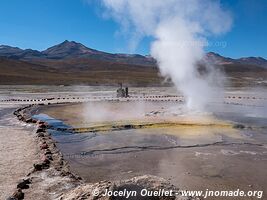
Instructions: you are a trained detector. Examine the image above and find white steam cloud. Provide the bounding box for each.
[100,0,232,110]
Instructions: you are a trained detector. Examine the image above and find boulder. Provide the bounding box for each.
[8,189,24,200]
[38,124,47,129]
[33,163,43,171]
[36,128,45,133]
[17,178,31,189]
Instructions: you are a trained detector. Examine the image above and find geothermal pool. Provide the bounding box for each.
[31,87,267,198]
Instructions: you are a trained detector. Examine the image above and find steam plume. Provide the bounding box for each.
[100,0,232,110]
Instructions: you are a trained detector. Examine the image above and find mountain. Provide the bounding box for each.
[204,52,234,65]
[0,41,266,86]
[41,40,156,66]
[0,40,156,66]
[0,45,44,60]
[205,52,267,68]
[237,56,267,67]
[42,40,99,59]
[1,41,267,68]
[0,45,24,57]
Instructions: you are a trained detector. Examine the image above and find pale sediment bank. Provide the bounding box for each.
[0,105,38,199]
[2,104,80,200]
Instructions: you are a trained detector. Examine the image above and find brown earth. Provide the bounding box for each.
[1,57,267,86]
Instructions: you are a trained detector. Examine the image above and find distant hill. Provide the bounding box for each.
[0,40,156,66]
[0,56,160,86]
[204,52,267,68]
[0,41,266,86]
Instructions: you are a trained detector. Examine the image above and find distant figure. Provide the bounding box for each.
[116,83,129,97]
[125,87,128,97]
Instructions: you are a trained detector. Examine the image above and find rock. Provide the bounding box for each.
[10,189,24,200]
[124,124,134,129]
[42,163,50,169]
[37,132,44,137]
[233,124,246,129]
[60,170,71,176]
[17,178,31,189]
[20,117,26,122]
[33,163,43,171]
[41,155,51,164]
[25,118,33,123]
[40,143,48,150]
[44,149,52,155]
[37,120,44,124]
[46,154,53,160]
[38,124,47,129]
[17,115,23,120]
[33,162,50,171]
[36,128,45,133]
[59,158,64,165]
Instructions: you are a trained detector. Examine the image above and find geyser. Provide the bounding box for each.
[100,0,232,110]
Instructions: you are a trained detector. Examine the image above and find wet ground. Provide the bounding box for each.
[1,85,267,199]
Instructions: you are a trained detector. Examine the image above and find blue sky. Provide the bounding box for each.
[0,0,266,58]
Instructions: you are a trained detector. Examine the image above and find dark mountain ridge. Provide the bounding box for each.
[1,40,266,68]
[0,40,156,66]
